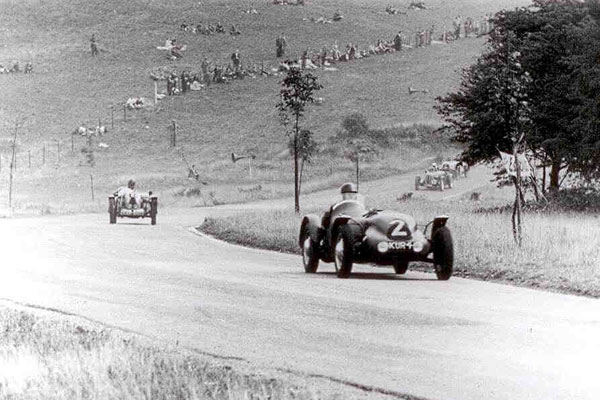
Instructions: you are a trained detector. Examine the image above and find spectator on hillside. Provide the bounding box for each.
[90,34,99,57]
[231,50,241,71]
[393,31,403,51]
[276,33,287,57]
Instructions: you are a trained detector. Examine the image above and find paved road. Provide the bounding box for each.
[1,169,599,400]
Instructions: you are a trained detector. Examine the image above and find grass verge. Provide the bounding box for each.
[199,199,600,298]
[0,305,396,400]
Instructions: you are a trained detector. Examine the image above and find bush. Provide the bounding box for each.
[475,188,600,214]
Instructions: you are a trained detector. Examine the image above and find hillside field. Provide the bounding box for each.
[0,0,530,213]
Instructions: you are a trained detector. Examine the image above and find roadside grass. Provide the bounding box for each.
[200,198,600,298]
[0,306,390,400]
[0,0,529,213]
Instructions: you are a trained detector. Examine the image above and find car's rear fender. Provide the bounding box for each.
[431,215,449,237]
[299,214,322,247]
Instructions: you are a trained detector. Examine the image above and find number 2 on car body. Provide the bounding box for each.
[390,220,407,237]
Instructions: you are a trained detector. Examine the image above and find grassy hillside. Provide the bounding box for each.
[0,0,531,213]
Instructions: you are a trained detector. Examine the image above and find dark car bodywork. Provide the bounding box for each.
[299,200,453,279]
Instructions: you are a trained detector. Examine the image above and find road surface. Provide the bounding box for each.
[1,168,598,400]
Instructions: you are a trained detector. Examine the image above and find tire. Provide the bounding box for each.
[334,224,360,278]
[446,176,453,189]
[414,176,420,191]
[108,197,117,224]
[301,233,319,273]
[150,197,158,225]
[433,226,454,280]
[393,260,409,274]
[439,179,445,191]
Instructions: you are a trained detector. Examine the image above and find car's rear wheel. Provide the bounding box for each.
[433,226,454,280]
[301,235,319,273]
[108,197,117,224]
[334,224,360,278]
[150,197,158,225]
[393,260,409,274]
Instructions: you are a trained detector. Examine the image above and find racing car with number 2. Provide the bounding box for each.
[299,191,454,279]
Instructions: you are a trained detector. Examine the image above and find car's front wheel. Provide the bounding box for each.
[433,226,454,280]
[301,235,319,273]
[334,224,360,278]
[108,197,117,224]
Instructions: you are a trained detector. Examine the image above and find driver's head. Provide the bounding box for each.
[127,179,136,190]
[340,182,358,200]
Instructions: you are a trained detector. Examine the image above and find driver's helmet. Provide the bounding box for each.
[340,182,358,200]
[127,179,136,190]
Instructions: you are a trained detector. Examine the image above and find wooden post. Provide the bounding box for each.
[111,108,114,129]
[90,174,95,201]
[71,133,74,152]
[42,145,46,165]
[356,156,359,192]
[171,120,177,147]
[9,122,18,209]
[56,140,60,164]
[123,104,127,121]
[28,150,31,168]
[154,80,158,105]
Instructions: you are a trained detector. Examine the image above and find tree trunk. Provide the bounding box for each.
[294,117,300,214]
[298,157,304,198]
[512,144,522,247]
[549,160,561,191]
[356,157,359,192]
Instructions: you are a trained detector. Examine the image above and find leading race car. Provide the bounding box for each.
[108,190,158,225]
[299,186,453,279]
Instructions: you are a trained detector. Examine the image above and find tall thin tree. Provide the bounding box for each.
[277,67,322,213]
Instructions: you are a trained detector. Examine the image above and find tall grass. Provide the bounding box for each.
[0,306,380,400]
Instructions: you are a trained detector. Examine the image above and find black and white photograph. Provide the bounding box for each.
[0,0,598,399]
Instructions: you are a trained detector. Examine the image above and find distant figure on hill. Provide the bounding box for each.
[276,33,287,57]
[231,50,241,71]
[24,61,33,74]
[453,15,462,39]
[393,31,403,51]
[230,24,241,35]
[90,34,99,56]
[9,61,20,73]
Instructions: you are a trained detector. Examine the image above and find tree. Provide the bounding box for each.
[288,129,317,196]
[338,113,378,191]
[341,113,369,139]
[436,1,596,191]
[277,67,322,213]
